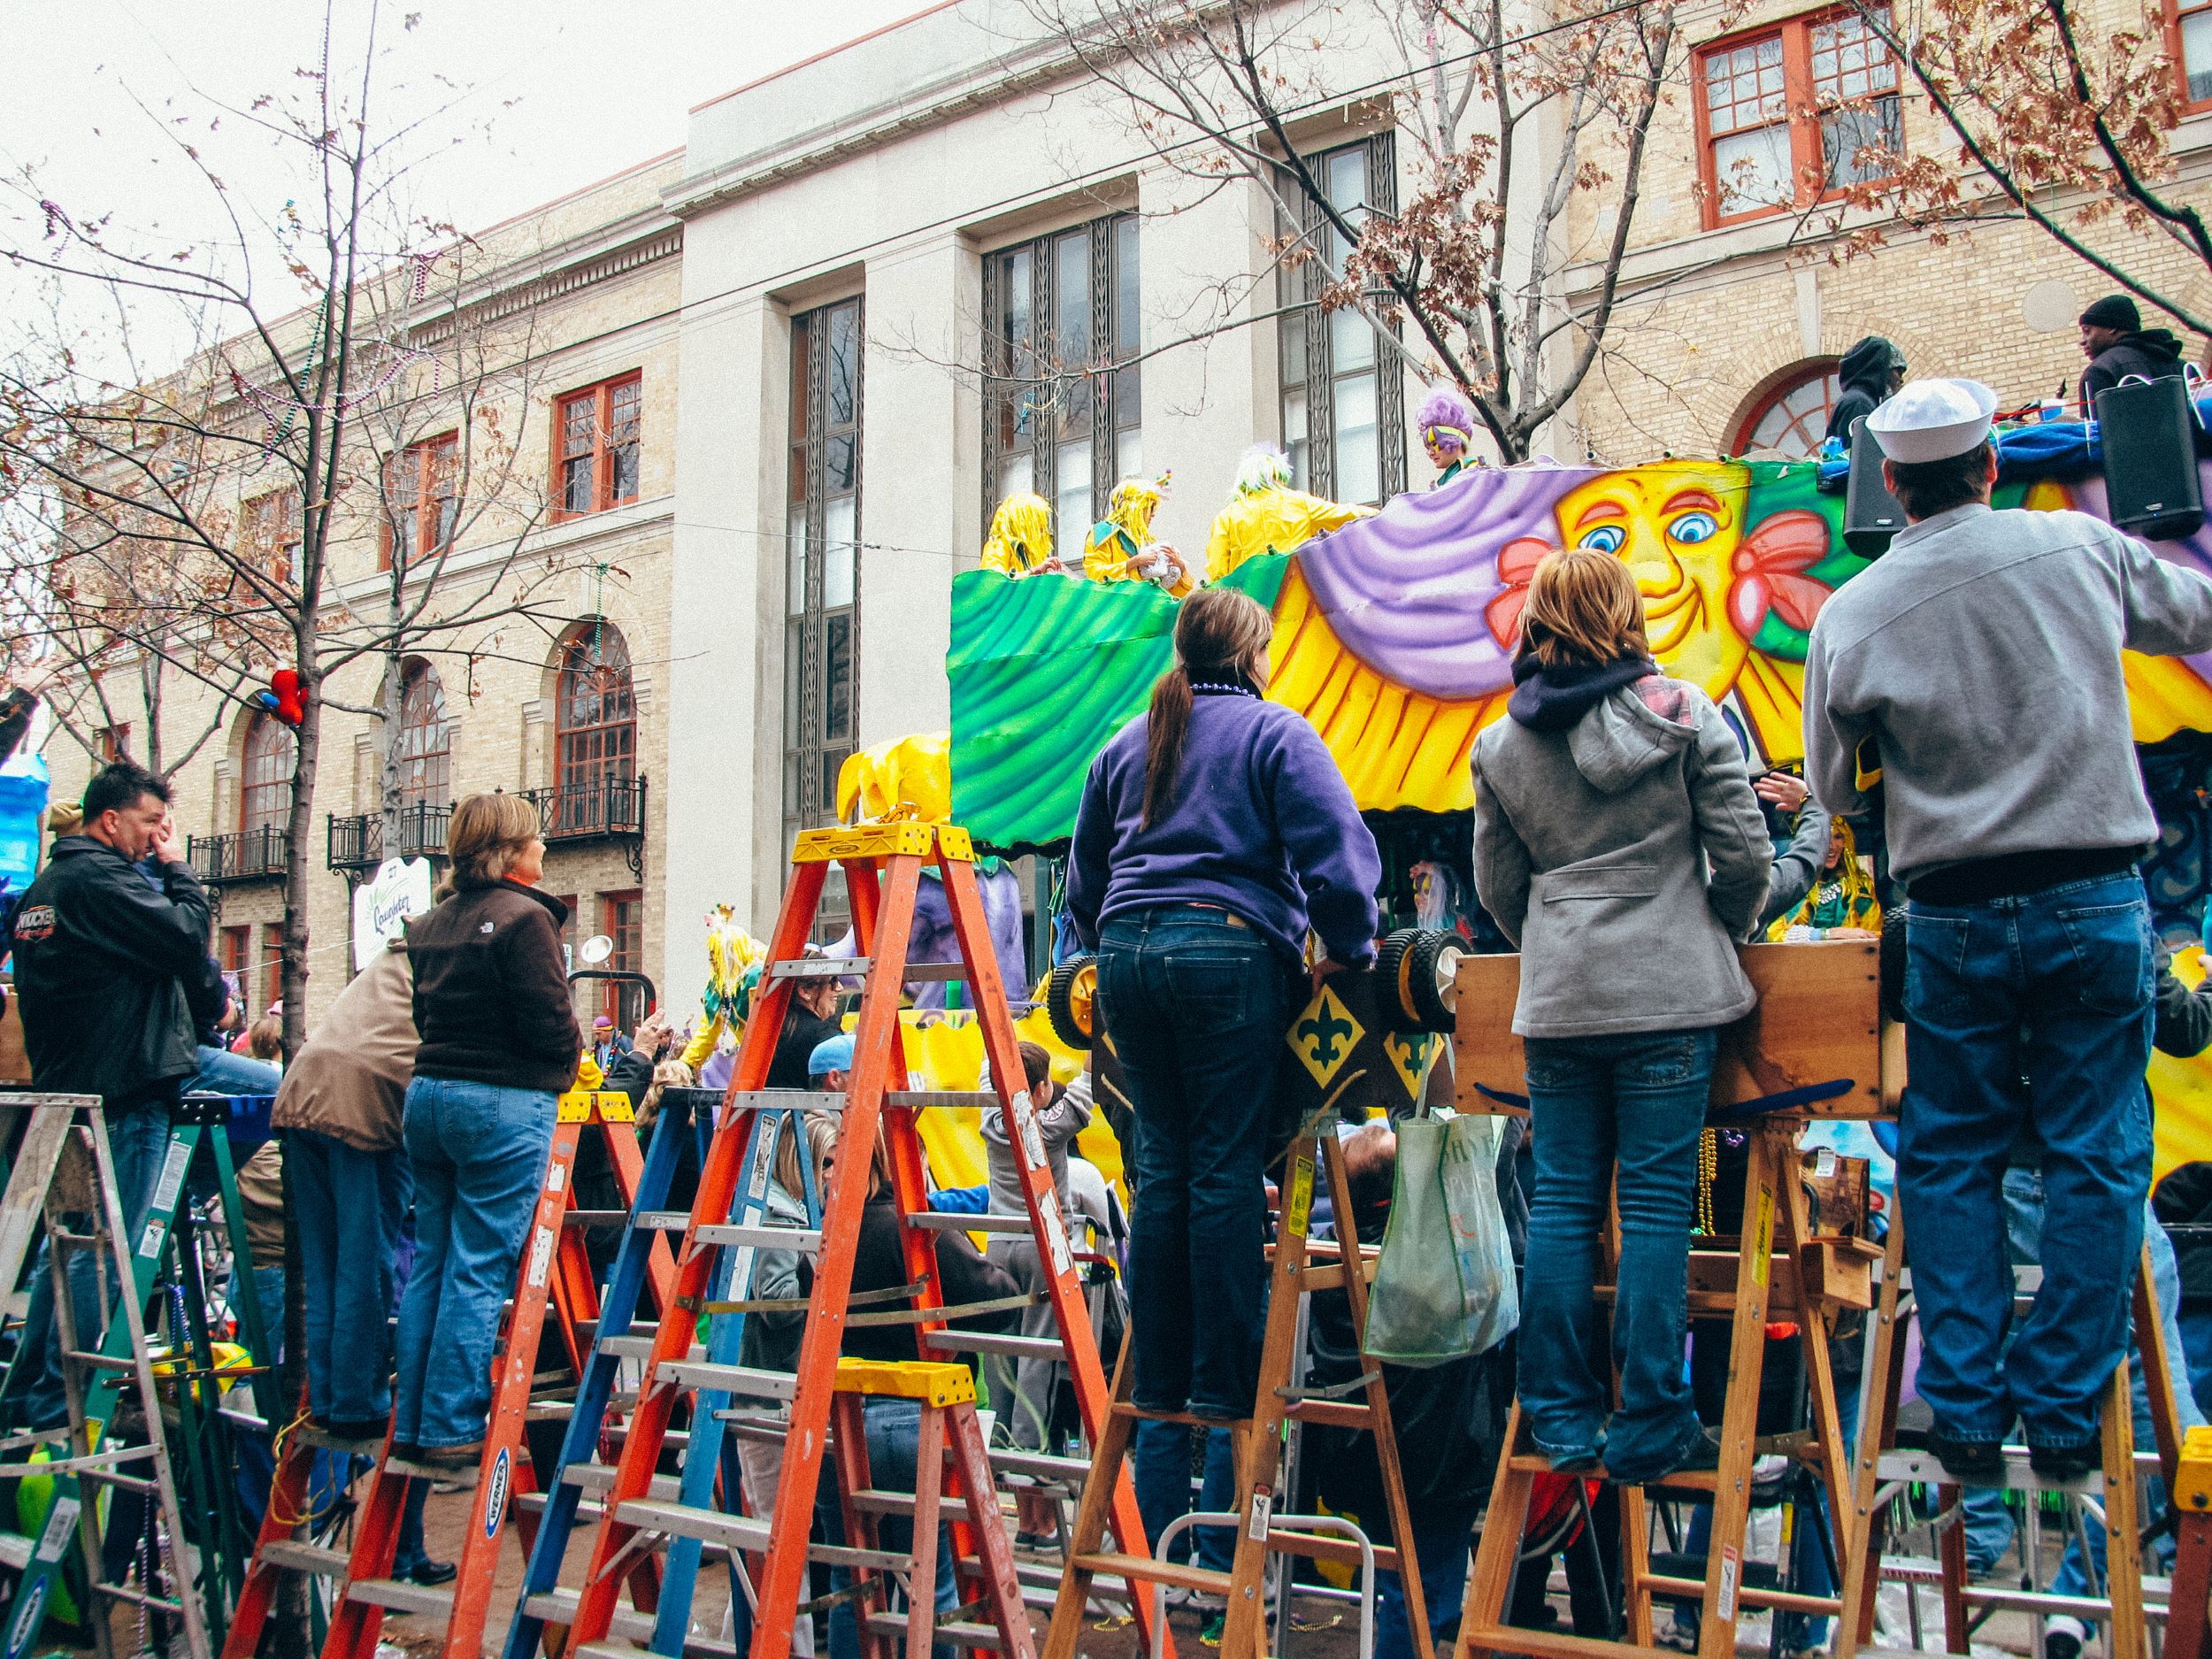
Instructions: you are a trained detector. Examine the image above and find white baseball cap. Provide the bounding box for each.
[1865,378,2001,463]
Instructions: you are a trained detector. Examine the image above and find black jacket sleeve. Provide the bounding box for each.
[605,1045,657,1110]
[2154,942,2212,1059]
[84,855,212,978]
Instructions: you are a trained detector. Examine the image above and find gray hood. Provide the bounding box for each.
[1567,684,1697,795]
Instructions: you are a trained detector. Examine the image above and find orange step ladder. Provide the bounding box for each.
[508,818,1157,1659]
[220,1086,674,1659]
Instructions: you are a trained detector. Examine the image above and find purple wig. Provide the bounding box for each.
[1416,386,1476,445]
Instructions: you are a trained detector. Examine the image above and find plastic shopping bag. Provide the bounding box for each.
[1363,1110,1519,1367]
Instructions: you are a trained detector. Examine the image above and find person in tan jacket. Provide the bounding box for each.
[270,937,417,1440]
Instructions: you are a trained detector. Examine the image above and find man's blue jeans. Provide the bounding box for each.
[392,1076,554,1451]
[1376,1498,1479,1659]
[9,1107,176,1430]
[1097,907,1292,1417]
[188,1046,281,1099]
[1132,1419,1236,1571]
[1901,876,2154,1449]
[1519,1027,1717,1480]
[818,1398,961,1659]
[288,1129,412,1425]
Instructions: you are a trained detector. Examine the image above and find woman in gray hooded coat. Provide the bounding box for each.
[1471,548,1772,1484]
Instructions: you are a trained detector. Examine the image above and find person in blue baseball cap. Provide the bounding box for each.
[807,1031,855,1086]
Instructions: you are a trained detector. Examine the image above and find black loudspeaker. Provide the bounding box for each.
[2098,374,2205,542]
[1843,417,1907,557]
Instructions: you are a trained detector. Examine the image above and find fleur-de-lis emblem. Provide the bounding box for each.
[1289,983,1365,1087]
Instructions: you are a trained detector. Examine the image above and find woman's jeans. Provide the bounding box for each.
[288,1129,412,1425]
[1901,876,2153,1449]
[392,1076,554,1450]
[1519,1027,1717,1480]
[817,1398,959,1659]
[1096,906,1293,1417]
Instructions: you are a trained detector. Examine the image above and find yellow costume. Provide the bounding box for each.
[1203,446,1368,583]
[979,492,1057,576]
[1082,476,1193,596]
[836,731,953,824]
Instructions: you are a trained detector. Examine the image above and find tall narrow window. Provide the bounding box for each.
[241,488,301,583]
[599,889,645,1029]
[553,373,643,518]
[555,622,636,834]
[981,213,1141,536]
[241,712,295,835]
[396,659,451,808]
[1279,135,1404,505]
[260,924,284,1012]
[383,434,457,569]
[221,925,250,1015]
[785,298,863,862]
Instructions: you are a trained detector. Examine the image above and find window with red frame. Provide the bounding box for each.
[554,375,642,518]
[241,712,295,835]
[555,623,636,800]
[599,889,644,1029]
[2177,0,2212,103]
[260,925,284,1014]
[1697,9,1901,227]
[1734,362,1842,457]
[382,434,457,570]
[241,487,301,583]
[221,925,250,1015]
[94,724,132,763]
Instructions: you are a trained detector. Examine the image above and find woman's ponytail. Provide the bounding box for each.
[1141,666,1194,829]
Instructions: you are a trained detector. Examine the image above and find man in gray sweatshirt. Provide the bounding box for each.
[1804,376,2212,1481]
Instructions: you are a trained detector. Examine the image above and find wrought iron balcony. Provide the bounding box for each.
[327,802,453,876]
[187,826,288,885]
[519,776,647,877]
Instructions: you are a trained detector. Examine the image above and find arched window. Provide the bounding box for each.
[396,661,451,808]
[557,623,636,796]
[241,713,295,835]
[1734,362,1842,457]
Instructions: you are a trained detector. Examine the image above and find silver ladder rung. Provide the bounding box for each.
[767,958,869,980]
[902,1212,1033,1233]
[342,1577,456,1617]
[92,1581,186,1613]
[562,1463,683,1501]
[812,1542,915,1572]
[657,1359,798,1400]
[612,1498,773,1553]
[721,1090,846,1114]
[258,1540,349,1577]
[600,1335,706,1363]
[923,1331,1062,1359]
[693,1224,822,1253]
[885,1091,996,1108]
[989,1447,1092,1484]
[520,1591,659,1643]
[864,1613,1008,1652]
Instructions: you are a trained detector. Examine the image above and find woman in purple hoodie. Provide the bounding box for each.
[1068,586,1380,1421]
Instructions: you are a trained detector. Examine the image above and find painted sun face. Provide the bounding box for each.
[1553,465,1746,700]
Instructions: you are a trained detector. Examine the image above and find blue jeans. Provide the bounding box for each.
[9,1107,175,1430]
[1132,1420,1236,1570]
[1519,1027,1717,1479]
[188,1046,281,1098]
[1376,1498,1479,1659]
[289,1130,412,1425]
[1096,907,1292,1417]
[818,1399,961,1659]
[392,1076,554,1450]
[1901,877,2154,1448]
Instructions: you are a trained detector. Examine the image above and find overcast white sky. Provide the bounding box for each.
[0,0,925,352]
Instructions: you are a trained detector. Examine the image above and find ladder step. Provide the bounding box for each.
[694,1224,823,1253]
[922,1331,1064,1360]
[564,1210,631,1229]
[613,1498,775,1553]
[1110,1403,1248,1427]
[600,1335,705,1362]
[864,1614,1008,1652]
[386,1455,479,1487]
[988,1447,1092,1485]
[0,1535,30,1571]
[258,1540,349,1577]
[343,1577,457,1618]
[902,1212,1035,1234]
[564,1463,684,1501]
[1072,1552,1232,1594]
[812,1542,916,1572]
[658,1359,798,1400]
[768,958,871,980]
[847,1488,917,1514]
[521,1592,661,1643]
[721,1091,846,1114]
[1505,1452,1718,1493]
[884,1091,996,1108]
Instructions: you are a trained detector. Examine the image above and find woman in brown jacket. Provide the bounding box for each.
[270,938,419,1440]
[391,794,580,1463]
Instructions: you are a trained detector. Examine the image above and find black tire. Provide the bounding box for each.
[1376,927,1463,1033]
[1046,954,1099,1050]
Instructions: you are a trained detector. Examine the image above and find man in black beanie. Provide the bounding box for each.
[2079,293,2185,411]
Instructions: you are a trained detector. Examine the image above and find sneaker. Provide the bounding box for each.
[2045,1616,2086,1659]
[2029,1440,2101,1481]
[401,1558,457,1586]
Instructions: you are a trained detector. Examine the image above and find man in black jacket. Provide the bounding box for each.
[2078,294,2186,411]
[3,760,212,1429]
[1823,335,1907,449]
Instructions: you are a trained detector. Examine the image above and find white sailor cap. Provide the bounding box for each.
[1864,378,2001,463]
